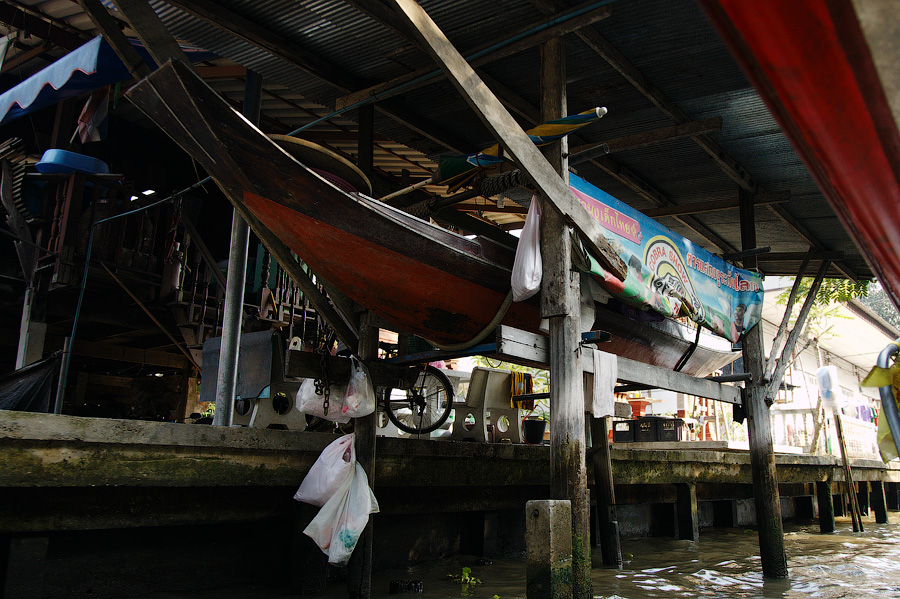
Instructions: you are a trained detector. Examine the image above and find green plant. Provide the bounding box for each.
[449,566,482,585]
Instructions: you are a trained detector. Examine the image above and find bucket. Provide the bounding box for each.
[522,418,547,445]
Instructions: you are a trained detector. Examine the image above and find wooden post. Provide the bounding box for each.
[739,187,788,578]
[816,481,835,533]
[348,312,378,599]
[833,411,864,531]
[887,482,900,511]
[676,483,700,541]
[871,481,888,524]
[540,36,591,599]
[589,417,622,566]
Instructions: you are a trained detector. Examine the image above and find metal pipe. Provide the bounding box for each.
[213,69,262,427]
[877,340,900,458]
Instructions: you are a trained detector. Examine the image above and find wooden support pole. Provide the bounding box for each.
[872,481,889,523]
[739,187,788,578]
[386,0,626,281]
[539,35,591,599]
[348,311,378,599]
[816,481,835,533]
[887,482,900,511]
[833,411,864,532]
[676,483,700,541]
[589,417,622,566]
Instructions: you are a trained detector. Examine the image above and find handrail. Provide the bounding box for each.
[876,340,900,458]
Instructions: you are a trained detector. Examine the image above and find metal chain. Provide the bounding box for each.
[314,345,331,415]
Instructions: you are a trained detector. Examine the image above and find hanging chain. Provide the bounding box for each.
[313,316,331,415]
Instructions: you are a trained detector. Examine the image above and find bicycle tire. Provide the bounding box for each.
[382,365,454,435]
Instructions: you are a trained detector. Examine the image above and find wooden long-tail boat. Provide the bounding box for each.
[126,60,738,376]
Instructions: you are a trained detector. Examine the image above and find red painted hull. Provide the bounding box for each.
[699,0,900,309]
[126,61,737,375]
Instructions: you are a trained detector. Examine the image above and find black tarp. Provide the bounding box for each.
[0,352,60,413]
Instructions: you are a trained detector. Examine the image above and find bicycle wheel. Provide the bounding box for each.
[383,365,454,435]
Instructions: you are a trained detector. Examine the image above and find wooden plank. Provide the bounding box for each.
[74,0,151,78]
[494,326,741,403]
[335,2,612,110]
[109,0,191,68]
[388,0,627,282]
[569,118,723,163]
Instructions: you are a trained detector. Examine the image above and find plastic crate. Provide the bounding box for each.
[612,420,635,442]
[635,417,657,442]
[657,418,684,441]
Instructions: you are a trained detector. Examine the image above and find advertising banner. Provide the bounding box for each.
[571,174,763,343]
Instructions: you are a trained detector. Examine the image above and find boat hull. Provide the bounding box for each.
[127,61,736,376]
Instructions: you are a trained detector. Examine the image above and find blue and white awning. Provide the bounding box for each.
[0,36,216,126]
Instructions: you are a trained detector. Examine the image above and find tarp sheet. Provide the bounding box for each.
[571,173,763,343]
[0,352,60,413]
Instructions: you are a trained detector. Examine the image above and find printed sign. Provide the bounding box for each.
[571,174,763,343]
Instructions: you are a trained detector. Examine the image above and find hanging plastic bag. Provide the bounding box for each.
[293,433,355,506]
[296,377,351,423]
[303,461,380,566]
[511,193,542,301]
[343,356,376,418]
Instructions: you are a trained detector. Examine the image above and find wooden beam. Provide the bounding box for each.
[70,339,188,369]
[457,204,528,215]
[756,251,844,262]
[108,0,191,68]
[0,43,49,74]
[0,4,86,51]
[640,193,790,218]
[387,0,626,281]
[74,0,151,78]
[335,2,612,110]
[493,326,742,403]
[569,117,723,163]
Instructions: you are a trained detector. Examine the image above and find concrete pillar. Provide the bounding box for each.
[816,481,835,533]
[871,480,888,524]
[526,500,573,599]
[676,483,700,541]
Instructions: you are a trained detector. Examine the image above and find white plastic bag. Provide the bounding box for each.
[343,356,376,418]
[817,365,841,409]
[294,433,355,506]
[296,377,351,423]
[303,461,380,566]
[511,194,542,301]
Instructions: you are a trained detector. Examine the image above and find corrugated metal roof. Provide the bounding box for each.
[0,0,878,281]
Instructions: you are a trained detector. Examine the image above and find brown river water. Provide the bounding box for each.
[137,514,900,599]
